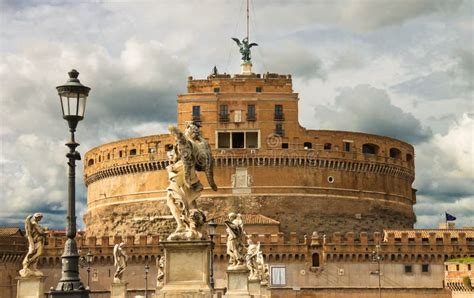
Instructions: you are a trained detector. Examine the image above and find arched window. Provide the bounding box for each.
[324,143,332,150]
[406,153,413,163]
[312,253,320,267]
[88,159,94,166]
[304,142,312,149]
[107,153,110,160]
[130,149,137,156]
[362,143,379,155]
[389,148,401,159]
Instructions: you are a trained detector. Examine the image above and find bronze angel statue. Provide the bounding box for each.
[232,37,258,63]
[166,121,218,240]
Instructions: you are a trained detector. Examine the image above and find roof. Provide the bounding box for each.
[446,257,474,263]
[213,214,280,225]
[0,227,23,236]
[383,229,474,240]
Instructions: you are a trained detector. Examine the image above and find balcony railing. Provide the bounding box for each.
[219,114,229,122]
[274,113,284,121]
[275,129,285,137]
[192,115,201,122]
[247,113,256,121]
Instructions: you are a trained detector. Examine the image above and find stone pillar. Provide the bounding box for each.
[241,62,253,75]
[110,281,128,298]
[158,240,212,298]
[248,279,261,297]
[225,268,251,298]
[16,276,46,298]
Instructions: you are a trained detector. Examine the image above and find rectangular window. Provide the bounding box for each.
[247,105,256,121]
[456,264,460,271]
[271,266,286,286]
[219,105,229,121]
[192,106,200,120]
[246,132,258,148]
[213,87,220,93]
[232,132,245,149]
[217,132,230,148]
[275,123,284,136]
[343,142,351,152]
[256,87,262,92]
[282,143,289,149]
[275,104,284,120]
[422,264,429,273]
[468,264,472,271]
[404,265,412,273]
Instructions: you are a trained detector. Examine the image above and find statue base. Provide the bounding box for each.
[225,268,251,298]
[248,279,261,297]
[157,240,212,298]
[17,275,46,298]
[111,281,128,298]
[241,62,253,75]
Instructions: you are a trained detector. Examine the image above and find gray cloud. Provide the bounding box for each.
[314,84,432,143]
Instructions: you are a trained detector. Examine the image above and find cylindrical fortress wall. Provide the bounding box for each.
[83,131,416,238]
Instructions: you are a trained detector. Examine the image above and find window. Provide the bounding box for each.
[390,148,401,159]
[312,253,320,267]
[218,132,231,148]
[107,153,110,160]
[256,87,262,93]
[275,123,284,136]
[219,105,229,121]
[275,104,284,120]
[468,264,472,271]
[445,265,448,271]
[271,266,286,286]
[246,132,258,148]
[422,264,429,273]
[247,105,256,121]
[119,151,123,158]
[192,106,200,121]
[213,87,220,93]
[232,132,245,149]
[362,143,379,155]
[148,147,156,154]
[88,159,94,166]
[406,153,413,162]
[282,143,289,149]
[130,149,137,156]
[456,264,460,271]
[304,142,312,149]
[404,265,412,273]
[343,142,351,152]
[324,143,332,150]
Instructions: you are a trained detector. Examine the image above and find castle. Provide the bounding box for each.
[2,56,473,298]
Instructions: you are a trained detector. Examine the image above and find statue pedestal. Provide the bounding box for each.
[225,268,251,298]
[157,240,212,298]
[111,281,128,298]
[260,284,269,298]
[241,62,253,75]
[248,279,261,297]
[16,275,46,298]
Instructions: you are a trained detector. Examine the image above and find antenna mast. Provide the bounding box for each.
[246,0,249,40]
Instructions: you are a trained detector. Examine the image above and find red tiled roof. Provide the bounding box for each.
[213,214,280,225]
[0,227,23,236]
[383,229,474,240]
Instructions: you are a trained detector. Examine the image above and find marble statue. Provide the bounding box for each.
[225,213,247,269]
[113,242,127,282]
[165,121,218,240]
[246,239,260,280]
[156,255,165,288]
[232,37,258,63]
[260,264,270,286]
[20,213,48,277]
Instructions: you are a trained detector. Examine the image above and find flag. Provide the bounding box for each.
[446,212,456,221]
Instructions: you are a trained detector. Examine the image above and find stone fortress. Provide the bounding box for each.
[83,69,416,239]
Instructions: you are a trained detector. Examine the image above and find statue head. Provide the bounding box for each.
[228,212,236,221]
[33,213,43,222]
[185,121,201,140]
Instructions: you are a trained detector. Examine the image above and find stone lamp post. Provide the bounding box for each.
[48,69,90,298]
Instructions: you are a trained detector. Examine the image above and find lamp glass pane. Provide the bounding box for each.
[78,97,87,117]
[60,95,67,117]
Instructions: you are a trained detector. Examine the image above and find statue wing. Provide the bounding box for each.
[113,244,119,266]
[232,37,241,46]
[24,215,33,237]
[195,138,218,191]
[249,43,258,48]
[169,126,194,187]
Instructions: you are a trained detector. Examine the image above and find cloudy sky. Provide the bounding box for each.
[1,0,472,230]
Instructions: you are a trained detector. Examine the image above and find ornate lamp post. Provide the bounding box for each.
[49,69,90,298]
[85,250,93,289]
[208,219,217,291]
[371,244,382,298]
[144,264,150,297]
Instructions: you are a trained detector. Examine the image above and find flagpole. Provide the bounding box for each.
[445,211,447,229]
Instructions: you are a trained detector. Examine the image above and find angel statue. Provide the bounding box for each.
[156,255,165,288]
[166,121,218,240]
[225,213,247,270]
[246,239,261,280]
[113,242,127,283]
[20,213,48,277]
[232,37,258,63]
